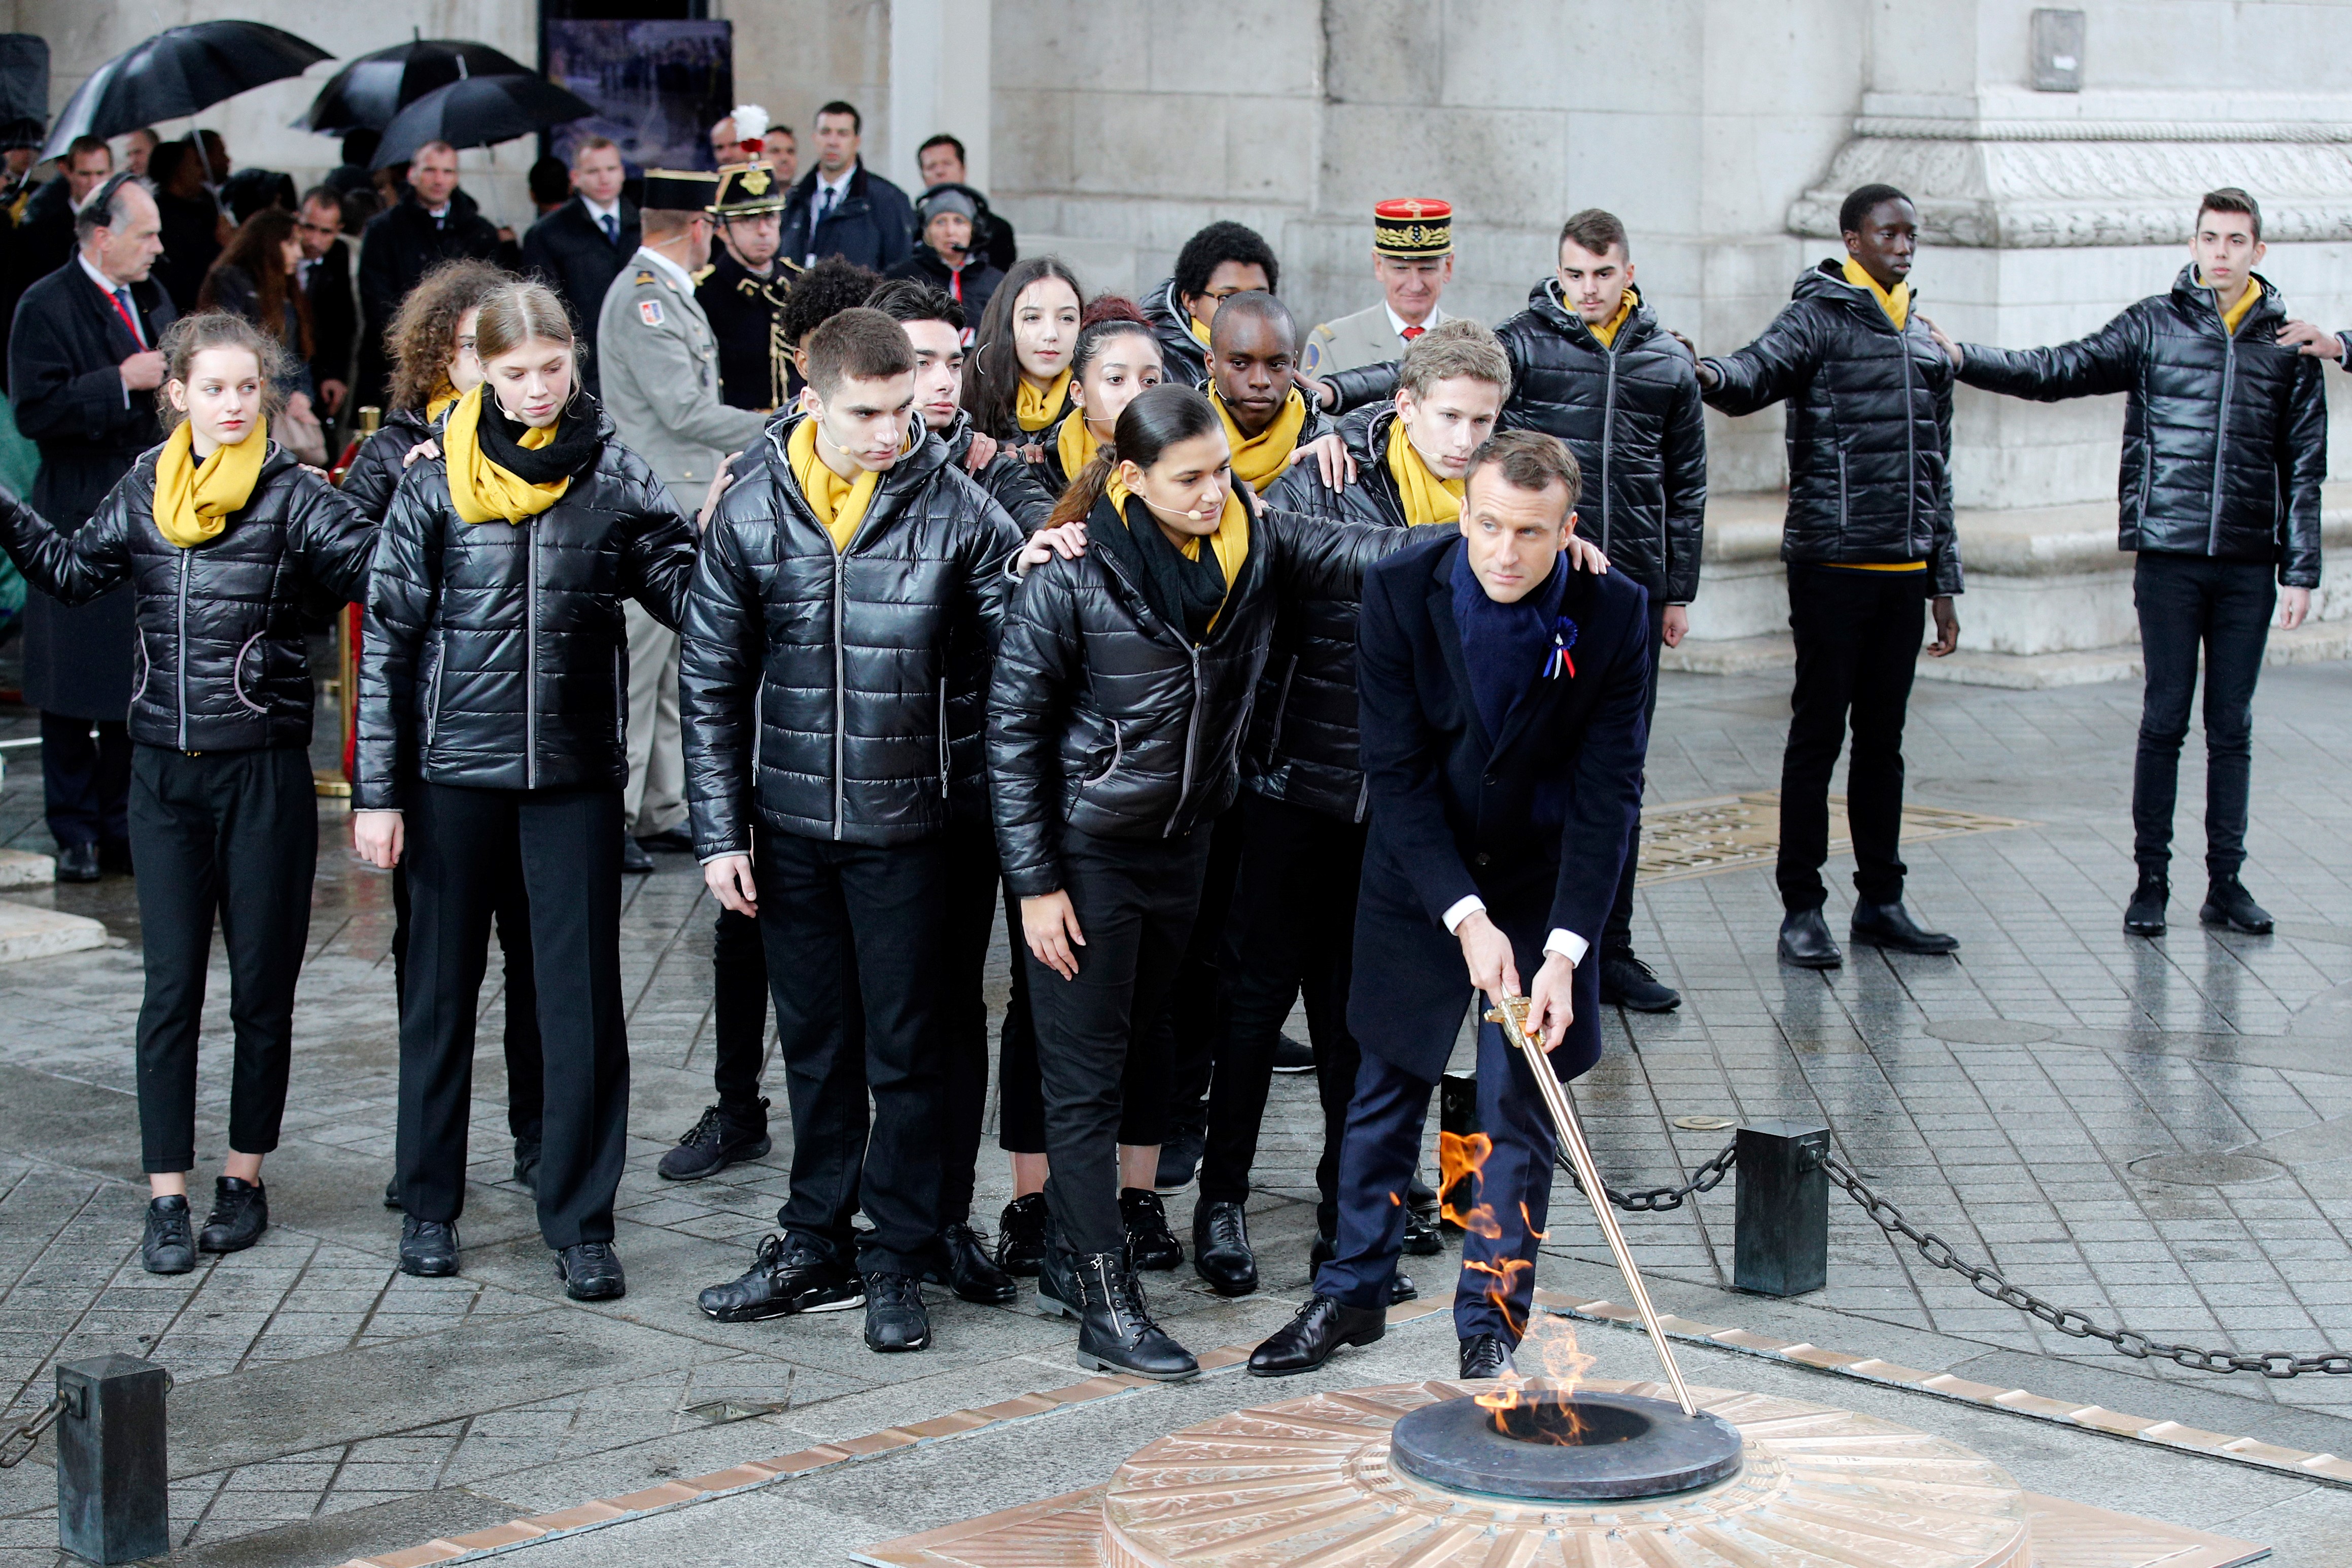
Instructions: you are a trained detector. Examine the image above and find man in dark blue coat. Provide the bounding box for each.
[1247,431,1652,1382]
[777,101,914,274]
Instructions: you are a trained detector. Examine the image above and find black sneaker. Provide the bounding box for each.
[1598,953,1681,1012]
[141,1196,195,1275]
[399,1216,460,1277]
[658,1102,773,1181]
[2200,877,2274,934]
[862,1270,932,1352]
[1120,1187,1183,1270]
[2125,875,2168,937]
[927,1222,1018,1305]
[556,1241,626,1301]
[995,1193,1048,1277]
[1271,1032,1316,1073]
[1154,1128,1204,1190]
[197,1176,267,1253]
[697,1233,864,1322]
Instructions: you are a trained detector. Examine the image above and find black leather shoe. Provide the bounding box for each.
[141,1196,195,1274]
[383,1176,402,1211]
[512,1139,541,1194]
[1399,1206,1443,1257]
[1599,952,1681,1012]
[1072,1251,1198,1381]
[1248,1294,1387,1377]
[1191,1200,1257,1296]
[1850,899,1958,954]
[1460,1333,1517,1379]
[658,1102,772,1181]
[862,1270,932,1351]
[1777,907,1843,968]
[931,1222,1018,1305]
[1034,1230,1082,1319]
[54,842,99,883]
[1271,1032,1316,1073]
[1307,1233,1416,1304]
[197,1176,267,1253]
[1406,1173,1438,1215]
[2125,875,2168,937]
[636,826,696,855]
[1121,1187,1183,1270]
[97,839,134,877]
[556,1241,626,1301]
[620,830,654,875]
[996,1193,1048,1277]
[399,1217,460,1277]
[2201,878,2274,934]
[1154,1128,1203,1190]
[698,1233,862,1321]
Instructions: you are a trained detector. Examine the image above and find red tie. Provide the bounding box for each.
[1401,325,1425,341]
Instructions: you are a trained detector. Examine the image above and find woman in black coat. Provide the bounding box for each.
[353,280,697,1299]
[0,312,376,1274]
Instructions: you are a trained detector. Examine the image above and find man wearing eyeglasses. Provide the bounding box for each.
[294,187,355,427]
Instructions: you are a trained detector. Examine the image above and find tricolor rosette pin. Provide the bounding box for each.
[1545,616,1578,679]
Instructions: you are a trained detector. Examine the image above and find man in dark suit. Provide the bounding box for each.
[522,136,639,397]
[294,186,355,425]
[777,101,913,274]
[1246,430,1651,1382]
[357,140,503,405]
[6,171,177,881]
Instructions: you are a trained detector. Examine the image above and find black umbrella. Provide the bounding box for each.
[372,76,596,169]
[41,22,329,160]
[300,38,534,136]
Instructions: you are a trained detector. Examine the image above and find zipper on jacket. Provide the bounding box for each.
[2210,302,2237,555]
[1167,647,1206,836]
[426,636,446,746]
[175,548,190,750]
[1900,327,1918,555]
[1599,334,1621,555]
[831,552,847,840]
[938,677,950,796]
[526,526,541,787]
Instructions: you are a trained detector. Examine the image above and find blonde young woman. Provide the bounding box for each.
[354,281,698,1298]
[0,312,376,1272]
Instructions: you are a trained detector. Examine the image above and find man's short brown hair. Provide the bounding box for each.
[570,135,619,167]
[1558,208,1627,261]
[805,306,916,396]
[2197,187,2262,245]
[1465,429,1582,509]
[1396,318,1510,402]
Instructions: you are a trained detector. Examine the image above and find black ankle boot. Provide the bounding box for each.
[1191,1200,1257,1296]
[1071,1251,1197,1381]
[932,1222,1018,1305]
[1850,899,1958,954]
[1120,1187,1183,1270]
[2200,877,2273,934]
[996,1193,1047,1277]
[1035,1227,1081,1319]
[2125,874,2168,936]
[1777,907,1842,968]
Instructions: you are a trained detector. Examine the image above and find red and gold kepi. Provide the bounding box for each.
[1374,196,1454,258]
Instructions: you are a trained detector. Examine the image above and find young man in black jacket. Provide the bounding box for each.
[1945,189,2324,938]
[1140,221,1281,389]
[1699,183,1963,971]
[520,137,639,396]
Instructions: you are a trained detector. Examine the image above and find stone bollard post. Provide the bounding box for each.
[1733,1120,1830,1296]
[55,1354,169,1565]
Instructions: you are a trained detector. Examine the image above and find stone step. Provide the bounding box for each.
[0,898,106,963]
[0,849,53,890]
[1663,618,2352,689]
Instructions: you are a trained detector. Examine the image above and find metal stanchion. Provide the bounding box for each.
[1734,1120,1830,1297]
[52,1355,168,1564]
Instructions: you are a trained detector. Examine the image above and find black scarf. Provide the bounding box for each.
[1093,494,1229,644]
[476,391,606,484]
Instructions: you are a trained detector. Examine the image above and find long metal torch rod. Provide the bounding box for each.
[1489,999,1697,1417]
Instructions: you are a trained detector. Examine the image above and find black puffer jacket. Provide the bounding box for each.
[681,414,1023,856]
[339,407,435,522]
[989,490,1445,896]
[0,442,375,752]
[938,410,1051,818]
[1251,407,1413,821]
[356,411,698,808]
[1141,278,1210,388]
[1702,260,1962,595]
[1957,266,2325,586]
[1497,281,1707,602]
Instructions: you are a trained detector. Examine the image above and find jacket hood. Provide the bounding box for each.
[2168,262,2286,333]
[1796,257,1917,328]
[1528,276,1657,351]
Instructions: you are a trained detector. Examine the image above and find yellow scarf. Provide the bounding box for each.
[1587,286,1639,349]
[1186,311,1212,350]
[788,416,885,552]
[1842,256,1909,330]
[152,417,268,548]
[2198,270,2264,336]
[1055,409,1100,482]
[426,377,459,423]
[1015,367,1071,434]
[443,387,568,525]
[1211,385,1309,494]
[1104,470,1252,637]
[1385,421,1463,527]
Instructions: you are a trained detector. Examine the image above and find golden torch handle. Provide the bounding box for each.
[1487,997,1698,1417]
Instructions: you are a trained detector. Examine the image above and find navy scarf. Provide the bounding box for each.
[1450,546,1569,744]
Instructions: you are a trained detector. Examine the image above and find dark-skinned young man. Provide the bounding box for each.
[1141,221,1280,389]
[1696,183,1963,970]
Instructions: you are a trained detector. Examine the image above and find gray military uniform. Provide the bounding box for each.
[596,247,769,509]
[1302,302,1455,377]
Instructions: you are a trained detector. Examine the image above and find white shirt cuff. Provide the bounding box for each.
[1441,895,1485,933]
[1544,928,1588,966]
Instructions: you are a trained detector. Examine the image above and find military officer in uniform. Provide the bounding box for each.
[597,170,771,870]
[698,160,801,411]
[1303,199,1457,378]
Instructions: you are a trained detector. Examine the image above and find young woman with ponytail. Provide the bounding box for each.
[960,255,1084,441]
[353,280,698,1300]
[0,312,378,1273]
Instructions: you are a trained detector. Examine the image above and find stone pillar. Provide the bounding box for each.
[887,0,990,192]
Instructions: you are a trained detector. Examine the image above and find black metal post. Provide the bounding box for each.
[1733,1120,1829,1296]
[55,1354,168,1565]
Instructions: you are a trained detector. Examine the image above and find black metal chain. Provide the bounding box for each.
[0,1393,68,1469]
[1554,1139,1738,1212]
[1820,1151,2352,1379]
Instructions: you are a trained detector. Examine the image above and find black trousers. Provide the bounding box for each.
[710,906,771,1117]
[1160,808,1244,1141]
[397,784,628,1249]
[1027,829,1213,1256]
[129,745,315,1173]
[758,829,949,1276]
[42,712,131,850]
[1778,564,1928,911]
[2132,552,2276,882]
[392,847,543,1146]
[1601,599,1668,956]
[1199,791,1366,1235]
[939,818,1039,1221]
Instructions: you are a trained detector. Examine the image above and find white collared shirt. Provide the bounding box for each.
[635,244,694,295]
[806,167,853,263]
[582,194,622,230]
[79,251,144,405]
[1386,302,1446,342]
